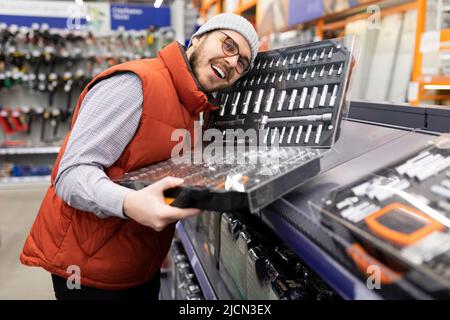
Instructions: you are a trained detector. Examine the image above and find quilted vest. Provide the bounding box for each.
[20,42,218,289]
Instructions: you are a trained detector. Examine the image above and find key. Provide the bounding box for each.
[309,87,318,109]
[295,125,303,144]
[315,124,323,144]
[265,88,275,112]
[287,126,295,144]
[288,89,298,110]
[277,90,287,111]
[330,85,338,107]
[299,87,308,109]
[304,124,312,143]
[319,85,328,107]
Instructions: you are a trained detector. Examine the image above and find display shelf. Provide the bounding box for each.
[261,203,381,300]
[0,175,50,186]
[175,222,218,300]
[0,146,60,155]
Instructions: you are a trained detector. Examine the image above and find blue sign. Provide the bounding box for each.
[110,4,171,30]
[288,0,324,27]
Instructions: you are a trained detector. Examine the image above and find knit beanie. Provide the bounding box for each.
[190,13,259,67]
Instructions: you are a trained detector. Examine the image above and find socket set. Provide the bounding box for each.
[321,137,450,297]
[118,37,355,213]
[210,37,353,148]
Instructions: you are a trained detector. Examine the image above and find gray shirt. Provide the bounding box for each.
[54,72,143,219]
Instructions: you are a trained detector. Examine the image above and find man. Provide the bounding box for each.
[20,13,259,300]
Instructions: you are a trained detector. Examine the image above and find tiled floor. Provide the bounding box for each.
[0,184,55,300]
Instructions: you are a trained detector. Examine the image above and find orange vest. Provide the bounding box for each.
[20,42,218,290]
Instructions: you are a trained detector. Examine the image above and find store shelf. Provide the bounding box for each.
[0,175,50,186]
[261,203,381,300]
[175,222,218,300]
[234,0,257,15]
[0,146,60,155]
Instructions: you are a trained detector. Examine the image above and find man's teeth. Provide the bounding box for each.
[212,65,225,79]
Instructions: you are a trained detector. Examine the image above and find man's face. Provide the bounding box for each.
[187,30,252,93]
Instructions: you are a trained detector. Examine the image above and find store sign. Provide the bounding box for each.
[0,0,87,29]
[110,4,170,30]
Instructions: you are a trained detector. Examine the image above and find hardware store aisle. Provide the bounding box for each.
[0,185,54,299]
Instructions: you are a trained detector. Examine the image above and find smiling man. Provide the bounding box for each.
[20,13,258,300]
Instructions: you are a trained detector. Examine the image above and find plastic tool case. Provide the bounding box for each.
[118,37,356,213]
[318,136,450,298]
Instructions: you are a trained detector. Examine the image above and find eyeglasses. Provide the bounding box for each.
[218,31,251,75]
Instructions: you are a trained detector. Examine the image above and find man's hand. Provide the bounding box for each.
[123,177,201,231]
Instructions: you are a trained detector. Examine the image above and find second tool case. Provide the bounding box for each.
[118,37,357,213]
[317,135,450,298]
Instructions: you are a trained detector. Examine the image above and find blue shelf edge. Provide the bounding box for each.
[175,222,217,300]
[261,204,382,300]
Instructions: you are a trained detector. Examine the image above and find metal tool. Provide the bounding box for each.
[328,65,334,76]
[320,48,326,59]
[319,85,328,107]
[265,88,275,112]
[287,126,295,144]
[288,89,298,110]
[271,72,277,83]
[253,89,264,113]
[241,91,252,114]
[338,63,343,75]
[295,125,303,144]
[230,92,241,115]
[276,90,287,111]
[297,52,303,64]
[309,87,318,109]
[289,54,296,65]
[310,67,316,79]
[279,126,286,143]
[329,85,338,107]
[299,87,308,109]
[304,52,310,62]
[315,124,323,144]
[258,113,332,124]
[328,48,333,59]
[304,124,312,143]
[312,50,317,61]
[220,93,229,116]
[319,66,325,77]
[286,71,291,81]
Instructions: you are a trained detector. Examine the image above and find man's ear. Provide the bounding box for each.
[191,34,207,48]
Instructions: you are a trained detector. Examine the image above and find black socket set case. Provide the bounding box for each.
[320,136,450,298]
[118,37,355,213]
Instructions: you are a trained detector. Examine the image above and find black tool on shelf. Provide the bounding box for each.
[117,37,357,213]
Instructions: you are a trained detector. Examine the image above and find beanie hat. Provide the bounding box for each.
[190,13,259,67]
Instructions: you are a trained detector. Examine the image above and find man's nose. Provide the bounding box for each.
[224,55,239,68]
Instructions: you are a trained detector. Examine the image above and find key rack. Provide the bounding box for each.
[118,37,356,213]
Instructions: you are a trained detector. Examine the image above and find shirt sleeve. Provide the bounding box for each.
[54,72,143,219]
